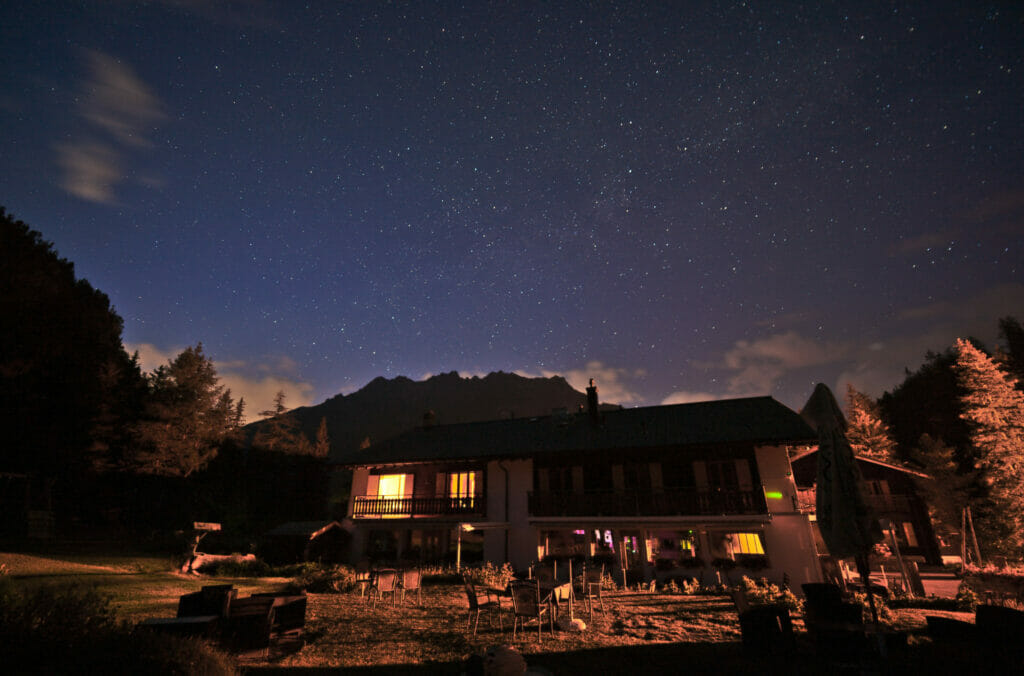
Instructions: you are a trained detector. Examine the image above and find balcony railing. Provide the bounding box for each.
[352,495,484,518]
[528,489,765,518]
[797,488,912,515]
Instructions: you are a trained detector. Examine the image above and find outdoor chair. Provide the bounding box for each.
[222,595,276,655]
[581,565,605,620]
[464,575,503,635]
[729,588,795,654]
[368,568,399,608]
[533,565,555,586]
[177,584,236,618]
[801,582,867,658]
[509,579,551,641]
[801,583,863,627]
[399,568,422,606]
[252,591,308,635]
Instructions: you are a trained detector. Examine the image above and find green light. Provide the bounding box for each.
[765,491,784,500]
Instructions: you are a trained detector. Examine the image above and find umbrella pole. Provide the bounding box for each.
[855,553,879,626]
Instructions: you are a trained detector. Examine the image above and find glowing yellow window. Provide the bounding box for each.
[729,532,765,555]
[448,472,476,498]
[373,473,413,519]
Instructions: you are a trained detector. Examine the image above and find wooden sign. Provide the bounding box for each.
[192,522,222,531]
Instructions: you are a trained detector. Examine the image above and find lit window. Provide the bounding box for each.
[728,532,765,555]
[448,472,476,498]
[378,474,409,499]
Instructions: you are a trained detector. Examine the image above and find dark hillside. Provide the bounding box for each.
[246,371,620,462]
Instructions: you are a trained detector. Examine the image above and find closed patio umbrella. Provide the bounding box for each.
[801,383,884,624]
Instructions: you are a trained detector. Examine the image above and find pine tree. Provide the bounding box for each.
[845,384,898,463]
[953,338,1024,558]
[911,433,974,546]
[132,344,239,477]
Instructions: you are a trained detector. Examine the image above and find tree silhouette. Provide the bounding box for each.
[0,207,137,477]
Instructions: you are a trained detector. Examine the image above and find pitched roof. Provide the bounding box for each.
[335,396,816,466]
[790,448,930,479]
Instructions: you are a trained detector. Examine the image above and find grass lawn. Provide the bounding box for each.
[1,548,1000,674]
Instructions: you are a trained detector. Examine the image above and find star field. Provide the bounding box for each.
[1,1,1022,416]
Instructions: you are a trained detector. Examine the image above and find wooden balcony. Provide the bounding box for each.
[352,495,484,518]
[528,489,766,518]
[796,488,912,515]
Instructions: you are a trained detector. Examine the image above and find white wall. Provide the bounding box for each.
[755,444,823,590]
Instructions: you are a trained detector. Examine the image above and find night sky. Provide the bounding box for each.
[3,1,1022,419]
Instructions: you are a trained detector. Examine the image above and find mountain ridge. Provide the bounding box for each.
[245,370,621,461]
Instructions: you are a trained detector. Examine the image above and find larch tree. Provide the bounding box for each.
[132,344,239,477]
[254,389,313,455]
[845,384,899,464]
[953,338,1024,558]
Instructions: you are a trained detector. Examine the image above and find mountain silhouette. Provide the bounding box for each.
[245,371,620,461]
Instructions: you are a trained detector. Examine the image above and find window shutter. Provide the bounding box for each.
[650,462,663,492]
[571,466,584,493]
[735,459,752,491]
[435,472,446,497]
[611,464,624,491]
[403,473,415,498]
[366,474,379,497]
[693,461,708,490]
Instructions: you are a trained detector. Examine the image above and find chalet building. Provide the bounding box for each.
[336,383,824,588]
[790,450,942,565]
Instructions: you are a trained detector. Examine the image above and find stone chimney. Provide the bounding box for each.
[586,378,599,424]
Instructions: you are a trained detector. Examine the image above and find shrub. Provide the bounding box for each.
[196,557,271,577]
[0,582,235,674]
[290,564,358,593]
[463,562,515,590]
[955,581,979,612]
[736,576,803,613]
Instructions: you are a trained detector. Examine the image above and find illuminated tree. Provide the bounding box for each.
[132,344,239,477]
[845,384,898,463]
[954,338,1024,558]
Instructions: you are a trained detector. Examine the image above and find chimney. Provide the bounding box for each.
[586,378,599,424]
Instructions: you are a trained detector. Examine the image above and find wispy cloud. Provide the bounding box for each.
[661,390,726,405]
[55,50,165,204]
[126,343,315,424]
[517,361,645,405]
[721,331,848,395]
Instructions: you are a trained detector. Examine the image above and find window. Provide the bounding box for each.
[448,471,476,498]
[707,460,739,490]
[368,473,413,519]
[727,532,765,555]
[584,463,613,491]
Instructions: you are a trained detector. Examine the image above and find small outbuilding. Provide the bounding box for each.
[259,520,350,565]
